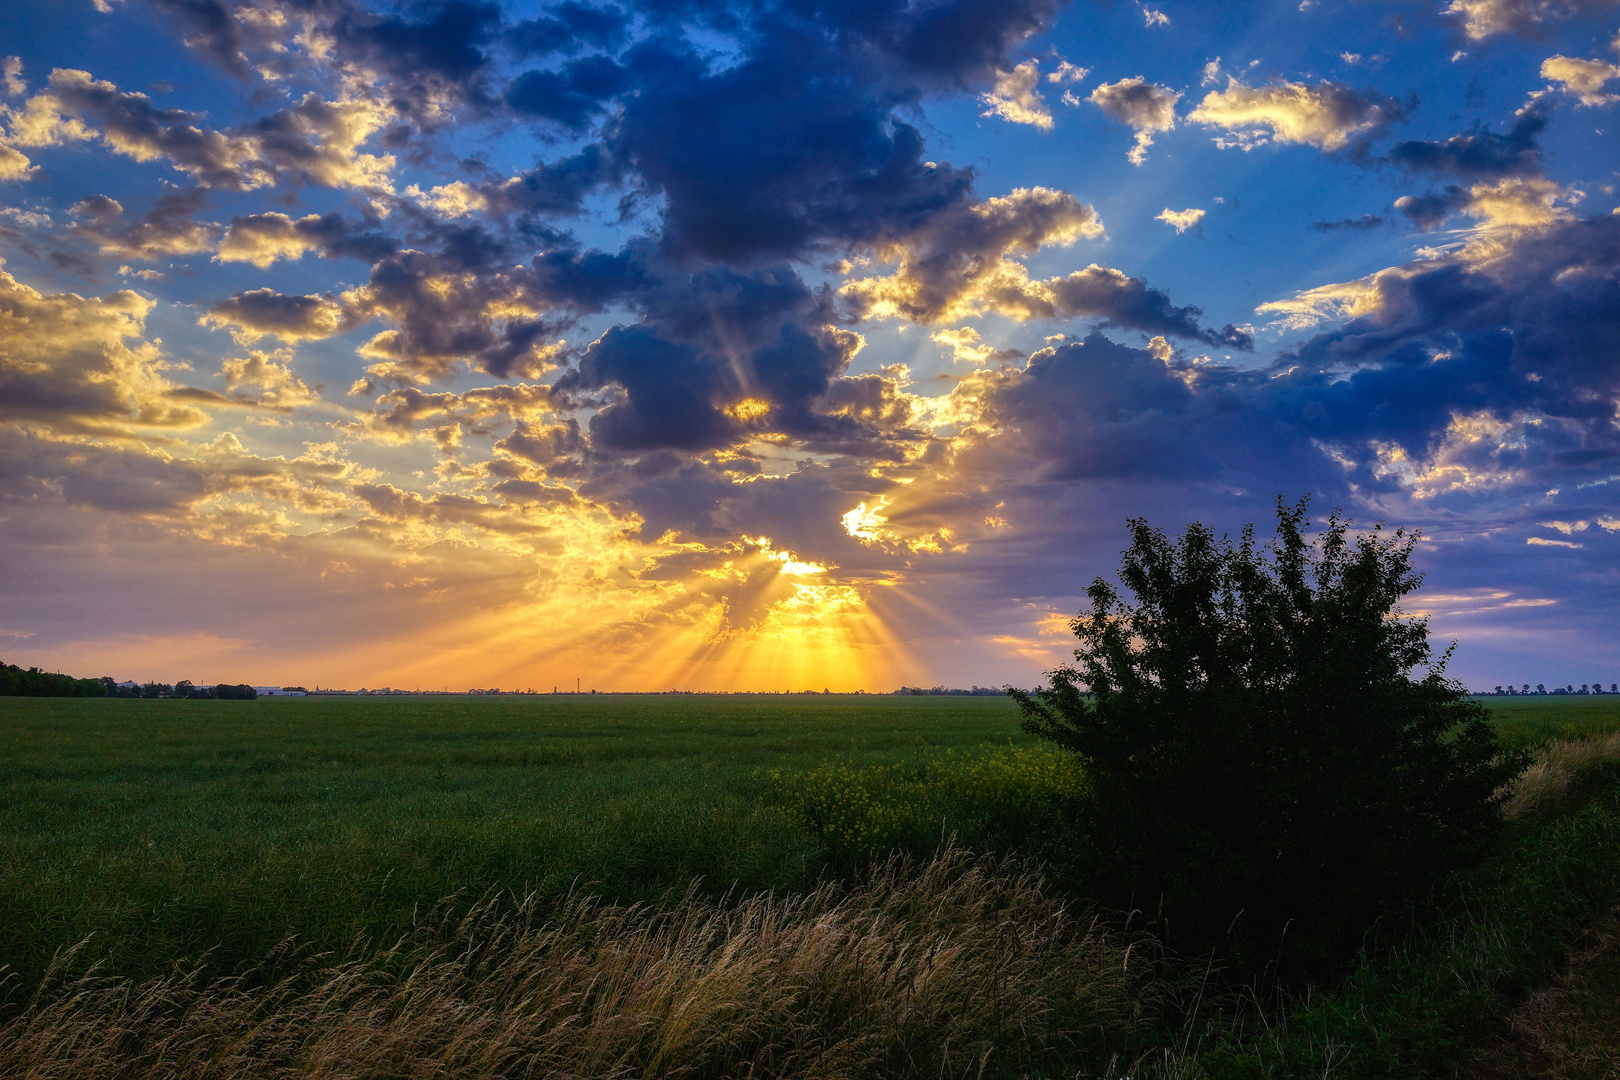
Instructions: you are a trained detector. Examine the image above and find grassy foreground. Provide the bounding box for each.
[0,694,1039,986]
[1,693,1618,1077]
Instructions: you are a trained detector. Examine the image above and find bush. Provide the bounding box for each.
[1011,499,1522,966]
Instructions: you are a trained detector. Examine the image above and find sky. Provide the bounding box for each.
[0,0,1617,692]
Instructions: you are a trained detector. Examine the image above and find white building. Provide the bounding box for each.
[253,686,307,697]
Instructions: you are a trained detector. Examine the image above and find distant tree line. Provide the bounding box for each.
[893,686,1006,696]
[0,662,256,699]
[1488,683,1616,695]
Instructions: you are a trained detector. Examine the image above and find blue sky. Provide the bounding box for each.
[0,0,1617,690]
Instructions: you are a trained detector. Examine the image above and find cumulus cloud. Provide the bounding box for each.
[1157,207,1206,232]
[360,383,558,449]
[835,187,1246,346]
[3,69,396,192]
[216,211,393,267]
[932,326,998,364]
[1541,54,1620,105]
[981,61,1053,129]
[1395,176,1576,230]
[1189,78,1403,151]
[1048,60,1089,84]
[841,186,1104,320]
[220,349,320,410]
[203,289,350,344]
[1388,105,1546,179]
[68,189,215,259]
[0,142,33,181]
[0,267,205,433]
[1443,0,1620,40]
[1088,78,1179,164]
[409,145,608,222]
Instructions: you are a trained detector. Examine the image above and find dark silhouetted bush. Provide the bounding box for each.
[1011,499,1522,966]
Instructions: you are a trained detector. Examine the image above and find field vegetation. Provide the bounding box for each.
[0,694,1042,988]
[0,694,1616,1077]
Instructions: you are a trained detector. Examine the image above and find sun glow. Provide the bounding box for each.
[842,499,890,542]
[724,397,772,422]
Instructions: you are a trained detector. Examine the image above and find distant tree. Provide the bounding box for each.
[212,683,257,700]
[0,661,108,697]
[1011,499,1521,965]
[1537,684,1546,694]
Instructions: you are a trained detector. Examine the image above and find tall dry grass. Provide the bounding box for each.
[0,846,1175,1079]
[1502,730,1620,819]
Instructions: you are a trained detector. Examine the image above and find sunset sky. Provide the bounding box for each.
[1,0,1617,691]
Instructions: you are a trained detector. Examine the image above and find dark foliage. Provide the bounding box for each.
[1010,499,1523,966]
[0,664,257,699]
[0,662,107,697]
[172,680,259,700]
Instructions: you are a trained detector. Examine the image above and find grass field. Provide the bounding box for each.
[1,692,1619,1076]
[0,693,1047,985]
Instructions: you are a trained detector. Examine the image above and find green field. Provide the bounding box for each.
[0,692,1616,992]
[0,694,1038,984]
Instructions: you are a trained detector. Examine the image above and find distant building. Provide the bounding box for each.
[252,686,306,697]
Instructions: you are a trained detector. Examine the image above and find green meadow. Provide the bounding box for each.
[1,692,1619,1076]
[0,693,1051,984]
[2,692,1616,988]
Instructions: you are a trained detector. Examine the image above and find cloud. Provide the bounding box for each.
[360,383,558,449]
[216,212,393,268]
[1048,60,1089,84]
[3,69,396,192]
[1541,54,1620,105]
[68,189,215,259]
[981,61,1053,129]
[220,349,320,410]
[1189,78,1403,151]
[1387,105,1546,179]
[148,0,504,127]
[1443,0,1620,40]
[1395,176,1575,230]
[203,289,350,344]
[0,142,33,181]
[1141,4,1171,26]
[1314,214,1385,230]
[1157,207,1206,232]
[1088,78,1179,164]
[932,326,997,364]
[0,267,205,433]
[838,188,1247,347]
[1,57,23,97]
[556,268,885,456]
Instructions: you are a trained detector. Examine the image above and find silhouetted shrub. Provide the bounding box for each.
[1011,499,1522,966]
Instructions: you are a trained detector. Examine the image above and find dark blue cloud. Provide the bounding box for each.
[507,3,629,56]
[1388,107,1545,180]
[506,56,629,129]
